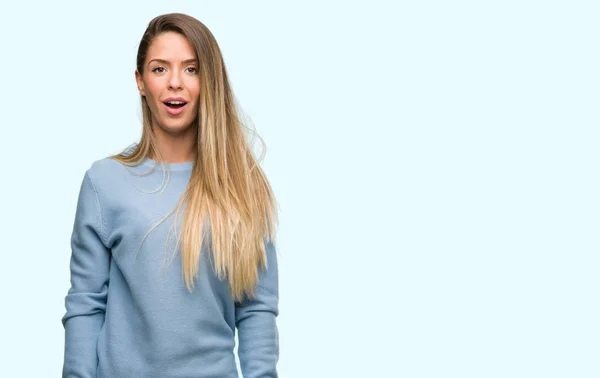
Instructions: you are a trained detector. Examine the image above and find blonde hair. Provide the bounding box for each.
[110,13,278,302]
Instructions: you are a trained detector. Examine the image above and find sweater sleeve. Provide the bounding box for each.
[61,171,111,378]
[235,239,280,378]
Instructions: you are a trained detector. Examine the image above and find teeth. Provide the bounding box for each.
[167,101,185,105]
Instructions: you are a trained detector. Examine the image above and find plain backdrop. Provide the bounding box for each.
[0,1,598,377]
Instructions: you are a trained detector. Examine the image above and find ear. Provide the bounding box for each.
[135,69,146,96]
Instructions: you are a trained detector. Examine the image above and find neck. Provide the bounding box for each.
[150,125,198,163]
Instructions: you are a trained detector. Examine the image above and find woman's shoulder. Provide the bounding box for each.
[85,143,142,185]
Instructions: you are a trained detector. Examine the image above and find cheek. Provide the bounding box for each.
[144,82,162,101]
[187,78,201,98]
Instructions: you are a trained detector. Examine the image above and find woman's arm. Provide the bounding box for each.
[235,239,280,378]
[61,171,111,378]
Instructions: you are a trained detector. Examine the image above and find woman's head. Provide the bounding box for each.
[135,31,200,135]
[134,13,231,150]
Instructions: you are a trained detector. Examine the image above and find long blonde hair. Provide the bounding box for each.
[110,13,278,302]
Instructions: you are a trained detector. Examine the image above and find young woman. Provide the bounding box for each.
[61,13,279,378]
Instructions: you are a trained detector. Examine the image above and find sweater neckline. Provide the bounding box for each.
[140,157,194,171]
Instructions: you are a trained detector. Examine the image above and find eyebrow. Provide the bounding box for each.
[147,58,197,66]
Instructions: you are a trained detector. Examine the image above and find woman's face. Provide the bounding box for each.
[135,31,200,135]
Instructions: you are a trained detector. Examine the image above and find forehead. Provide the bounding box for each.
[146,31,195,60]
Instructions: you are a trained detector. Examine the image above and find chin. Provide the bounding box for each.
[155,118,195,132]
[167,124,194,133]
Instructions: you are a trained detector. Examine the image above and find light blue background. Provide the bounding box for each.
[0,1,598,377]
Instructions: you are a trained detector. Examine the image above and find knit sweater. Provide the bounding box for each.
[61,148,279,378]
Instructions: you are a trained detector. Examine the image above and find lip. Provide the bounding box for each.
[163,97,188,116]
[163,97,187,103]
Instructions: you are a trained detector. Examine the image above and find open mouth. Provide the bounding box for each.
[163,100,187,109]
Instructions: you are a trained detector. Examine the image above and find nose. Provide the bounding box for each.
[168,70,183,90]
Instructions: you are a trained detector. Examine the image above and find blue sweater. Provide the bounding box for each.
[61,151,279,378]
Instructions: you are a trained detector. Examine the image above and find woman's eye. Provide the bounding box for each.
[186,67,198,73]
[152,67,165,73]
